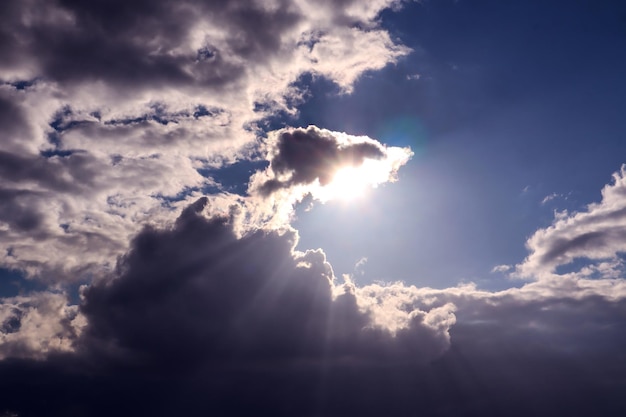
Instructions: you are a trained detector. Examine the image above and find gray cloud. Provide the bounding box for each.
[0,151,98,193]
[0,199,461,416]
[516,166,626,279]
[255,126,386,195]
[0,189,45,233]
[0,197,625,416]
[0,291,81,360]
[3,0,255,90]
[0,205,625,415]
[0,0,410,280]
[3,1,626,415]
[0,93,28,144]
[79,198,452,368]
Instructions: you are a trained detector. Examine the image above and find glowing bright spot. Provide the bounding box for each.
[327,166,368,201]
[316,153,410,202]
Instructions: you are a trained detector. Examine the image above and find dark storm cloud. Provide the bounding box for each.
[0,195,620,415]
[256,126,386,195]
[0,198,456,416]
[439,295,626,417]
[0,0,302,91]
[0,200,625,415]
[2,0,626,414]
[80,197,450,369]
[2,249,626,416]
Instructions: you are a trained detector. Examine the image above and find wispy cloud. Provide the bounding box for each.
[516,166,626,280]
[541,192,560,205]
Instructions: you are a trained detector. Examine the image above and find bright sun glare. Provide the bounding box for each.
[327,167,368,201]
[316,158,399,202]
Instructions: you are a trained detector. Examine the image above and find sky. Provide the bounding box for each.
[1,0,626,416]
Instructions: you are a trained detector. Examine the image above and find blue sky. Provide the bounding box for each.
[1,0,626,415]
[293,0,626,288]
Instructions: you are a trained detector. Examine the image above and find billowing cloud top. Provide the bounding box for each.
[256,126,387,193]
[248,126,413,222]
[0,0,410,280]
[79,201,454,366]
[2,195,626,416]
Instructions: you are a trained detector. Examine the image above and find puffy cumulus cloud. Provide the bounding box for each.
[515,166,626,280]
[0,199,626,415]
[1,178,625,417]
[79,198,453,367]
[2,161,626,415]
[0,146,202,280]
[0,199,463,416]
[0,291,84,360]
[1,206,626,415]
[248,125,413,224]
[348,279,626,415]
[0,0,411,281]
[255,126,385,192]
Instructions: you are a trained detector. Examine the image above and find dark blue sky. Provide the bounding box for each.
[292,0,626,288]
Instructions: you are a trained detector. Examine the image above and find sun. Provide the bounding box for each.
[314,158,399,202]
[301,146,412,204]
[326,166,369,201]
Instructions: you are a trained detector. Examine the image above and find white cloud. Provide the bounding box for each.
[541,192,560,205]
[491,264,512,273]
[0,0,413,281]
[516,165,626,280]
[0,291,84,360]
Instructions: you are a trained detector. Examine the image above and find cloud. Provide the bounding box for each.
[1,203,626,415]
[0,200,463,416]
[251,125,410,193]
[246,126,412,225]
[540,192,560,205]
[491,264,511,273]
[2,1,626,415]
[354,256,368,275]
[0,0,411,280]
[0,291,83,360]
[0,196,625,415]
[516,166,626,279]
[78,199,453,367]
